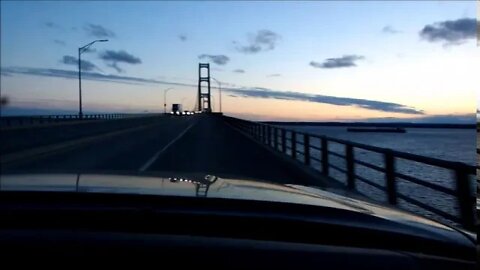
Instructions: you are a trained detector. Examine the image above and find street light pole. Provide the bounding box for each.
[78,39,108,119]
[211,77,222,113]
[163,87,173,114]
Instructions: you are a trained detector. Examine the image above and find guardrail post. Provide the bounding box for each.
[274,128,278,150]
[346,144,355,189]
[261,125,264,143]
[321,137,329,176]
[261,125,265,144]
[267,126,271,147]
[385,150,397,205]
[454,164,474,230]
[291,131,297,160]
[281,129,286,153]
[304,134,310,166]
[259,125,263,142]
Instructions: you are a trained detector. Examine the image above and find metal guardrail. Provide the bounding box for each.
[225,116,476,230]
[0,113,163,128]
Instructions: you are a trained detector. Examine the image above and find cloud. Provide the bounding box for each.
[0,69,12,76]
[178,34,187,41]
[235,30,281,54]
[363,114,475,124]
[99,50,141,64]
[224,87,423,115]
[310,55,365,69]
[382,25,401,34]
[220,82,238,88]
[4,66,424,115]
[419,18,476,45]
[60,55,97,71]
[198,54,230,65]
[53,39,66,46]
[99,50,142,73]
[2,67,195,87]
[84,23,116,38]
[107,62,123,73]
[82,47,96,54]
[266,73,281,77]
[233,69,245,73]
[44,21,60,29]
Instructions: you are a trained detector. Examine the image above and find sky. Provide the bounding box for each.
[0,1,478,122]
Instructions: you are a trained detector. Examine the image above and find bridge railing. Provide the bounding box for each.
[477,146,480,216]
[225,116,476,230]
[0,113,162,128]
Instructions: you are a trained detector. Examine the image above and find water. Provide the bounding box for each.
[277,125,477,225]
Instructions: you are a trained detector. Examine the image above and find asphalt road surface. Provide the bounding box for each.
[3,116,193,173]
[147,115,304,183]
[3,115,306,184]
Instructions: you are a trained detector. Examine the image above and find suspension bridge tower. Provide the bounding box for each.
[197,63,211,112]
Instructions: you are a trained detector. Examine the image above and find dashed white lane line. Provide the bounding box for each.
[138,119,198,172]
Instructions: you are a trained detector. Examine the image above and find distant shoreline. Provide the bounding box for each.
[262,121,476,129]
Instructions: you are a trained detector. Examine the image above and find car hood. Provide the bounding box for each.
[0,173,474,246]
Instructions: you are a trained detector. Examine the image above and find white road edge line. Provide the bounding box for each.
[139,119,198,172]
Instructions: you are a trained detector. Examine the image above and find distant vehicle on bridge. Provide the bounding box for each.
[171,104,183,115]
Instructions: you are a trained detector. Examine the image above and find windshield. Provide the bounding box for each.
[0,1,478,231]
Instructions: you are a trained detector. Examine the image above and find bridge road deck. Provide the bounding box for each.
[146,114,319,184]
[2,114,324,186]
